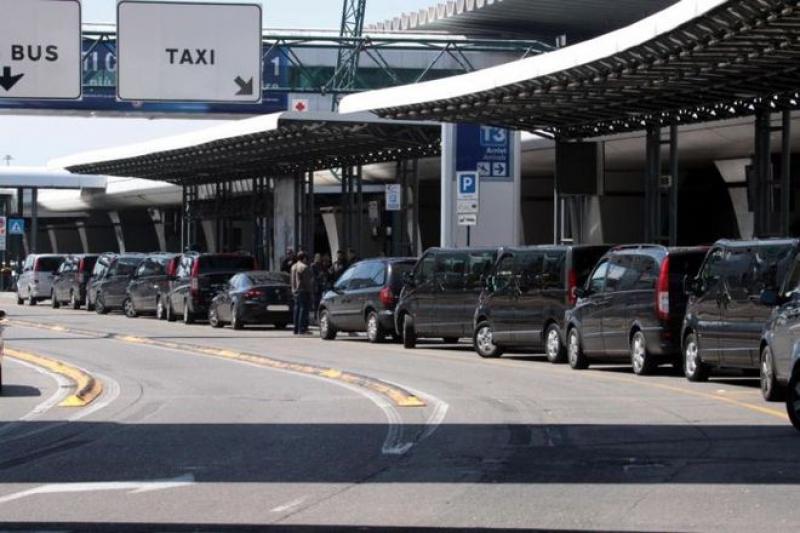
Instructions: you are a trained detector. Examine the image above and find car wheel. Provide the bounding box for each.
[123,298,137,318]
[786,369,800,431]
[402,314,417,349]
[209,306,223,328]
[183,300,195,325]
[544,323,566,364]
[166,298,176,322]
[319,309,337,340]
[761,344,785,402]
[16,293,23,305]
[28,291,36,306]
[70,291,81,310]
[567,328,589,370]
[630,330,656,376]
[683,332,708,382]
[51,291,60,309]
[230,305,243,330]
[156,297,166,320]
[366,311,385,344]
[474,322,503,358]
[95,295,109,315]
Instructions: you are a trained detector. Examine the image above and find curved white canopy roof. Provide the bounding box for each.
[0,167,106,190]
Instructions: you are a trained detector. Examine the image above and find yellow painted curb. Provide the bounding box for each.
[9,319,425,409]
[5,347,103,407]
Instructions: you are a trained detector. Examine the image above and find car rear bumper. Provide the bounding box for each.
[241,303,293,324]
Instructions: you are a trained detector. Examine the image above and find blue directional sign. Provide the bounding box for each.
[456,123,513,182]
[8,218,24,235]
[457,172,479,200]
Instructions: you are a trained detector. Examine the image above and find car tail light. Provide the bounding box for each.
[657,256,670,321]
[244,288,265,299]
[190,260,200,297]
[167,258,178,277]
[379,287,395,308]
[567,268,578,306]
[77,258,85,283]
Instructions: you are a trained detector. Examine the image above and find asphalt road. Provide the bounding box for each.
[1,293,799,532]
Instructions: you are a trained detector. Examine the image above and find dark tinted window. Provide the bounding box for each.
[493,254,516,292]
[334,264,356,291]
[350,262,384,290]
[466,251,496,290]
[699,247,725,288]
[249,272,289,285]
[634,256,659,291]
[518,251,544,288]
[573,247,610,286]
[435,253,467,290]
[113,257,144,276]
[35,257,63,272]
[198,255,255,273]
[388,262,413,289]
[588,260,609,294]
[605,255,639,292]
[80,256,98,273]
[415,254,436,285]
[542,250,566,289]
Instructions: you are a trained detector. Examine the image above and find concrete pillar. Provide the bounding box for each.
[108,211,126,253]
[76,221,89,253]
[148,208,167,252]
[201,219,217,254]
[47,228,58,254]
[273,176,297,268]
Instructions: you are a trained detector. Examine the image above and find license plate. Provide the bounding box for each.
[268,305,290,312]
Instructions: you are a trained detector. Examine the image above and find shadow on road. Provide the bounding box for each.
[0,524,609,532]
[0,384,41,398]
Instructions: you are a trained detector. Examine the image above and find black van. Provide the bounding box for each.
[565,245,707,374]
[397,247,499,349]
[124,253,180,318]
[472,245,610,360]
[51,254,99,309]
[319,258,415,342]
[683,239,799,382]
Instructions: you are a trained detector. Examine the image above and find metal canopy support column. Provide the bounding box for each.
[412,159,420,256]
[30,188,38,254]
[644,123,662,243]
[340,167,349,256]
[182,183,198,252]
[356,164,363,258]
[782,109,792,236]
[391,161,402,256]
[294,170,303,252]
[669,123,679,246]
[304,170,315,257]
[754,106,772,237]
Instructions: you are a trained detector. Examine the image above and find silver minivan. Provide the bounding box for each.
[16,254,65,305]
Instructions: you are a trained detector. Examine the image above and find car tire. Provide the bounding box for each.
[230,305,243,330]
[123,297,137,318]
[95,294,109,315]
[209,306,223,328]
[567,328,589,370]
[28,291,36,306]
[366,311,385,344]
[156,297,166,320]
[474,321,503,358]
[319,309,337,340]
[183,300,195,325]
[70,291,81,310]
[544,323,566,364]
[760,344,786,402]
[402,314,417,349]
[16,294,23,305]
[683,332,709,382]
[51,291,60,309]
[786,369,800,431]
[630,330,656,376]
[166,298,176,322]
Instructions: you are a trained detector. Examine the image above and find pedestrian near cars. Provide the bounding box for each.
[280,248,296,273]
[290,251,314,335]
[332,250,348,281]
[311,253,326,322]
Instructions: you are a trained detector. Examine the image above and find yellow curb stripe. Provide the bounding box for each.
[8,319,425,409]
[5,347,103,408]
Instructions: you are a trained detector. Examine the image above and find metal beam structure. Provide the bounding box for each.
[327,0,368,104]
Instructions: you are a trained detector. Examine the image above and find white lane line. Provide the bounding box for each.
[385,380,450,444]
[270,496,307,513]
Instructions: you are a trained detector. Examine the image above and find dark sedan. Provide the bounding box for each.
[208,271,293,330]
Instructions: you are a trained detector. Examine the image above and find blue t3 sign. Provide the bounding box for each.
[456,123,513,182]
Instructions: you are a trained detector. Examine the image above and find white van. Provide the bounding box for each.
[16,254,65,305]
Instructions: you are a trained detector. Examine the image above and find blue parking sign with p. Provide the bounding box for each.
[457,172,479,201]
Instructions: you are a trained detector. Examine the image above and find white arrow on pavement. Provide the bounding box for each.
[0,473,195,505]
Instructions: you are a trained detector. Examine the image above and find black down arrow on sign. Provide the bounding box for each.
[0,66,24,91]
[234,76,253,96]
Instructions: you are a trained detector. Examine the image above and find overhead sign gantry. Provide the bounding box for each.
[0,0,81,100]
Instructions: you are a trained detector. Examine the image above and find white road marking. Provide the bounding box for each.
[0,474,196,505]
[385,381,450,443]
[270,496,307,513]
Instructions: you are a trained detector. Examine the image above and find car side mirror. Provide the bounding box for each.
[575,287,587,299]
[760,288,780,307]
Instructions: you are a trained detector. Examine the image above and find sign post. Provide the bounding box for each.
[0,0,82,100]
[117,1,263,103]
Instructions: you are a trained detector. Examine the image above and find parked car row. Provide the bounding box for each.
[13,240,800,432]
[319,240,800,432]
[20,251,293,330]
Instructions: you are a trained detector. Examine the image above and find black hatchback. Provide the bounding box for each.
[319,258,415,343]
[565,245,707,374]
[208,271,293,330]
[472,245,610,360]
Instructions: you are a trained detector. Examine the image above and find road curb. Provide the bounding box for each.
[4,347,103,407]
[10,319,425,408]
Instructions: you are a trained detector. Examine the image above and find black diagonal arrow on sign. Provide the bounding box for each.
[0,66,24,92]
[234,76,254,96]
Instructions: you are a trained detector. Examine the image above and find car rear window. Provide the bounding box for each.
[198,255,256,273]
[249,272,289,285]
[389,262,414,289]
[35,257,63,272]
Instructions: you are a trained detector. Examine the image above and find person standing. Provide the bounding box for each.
[280,248,296,273]
[290,251,313,335]
[310,253,325,323]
